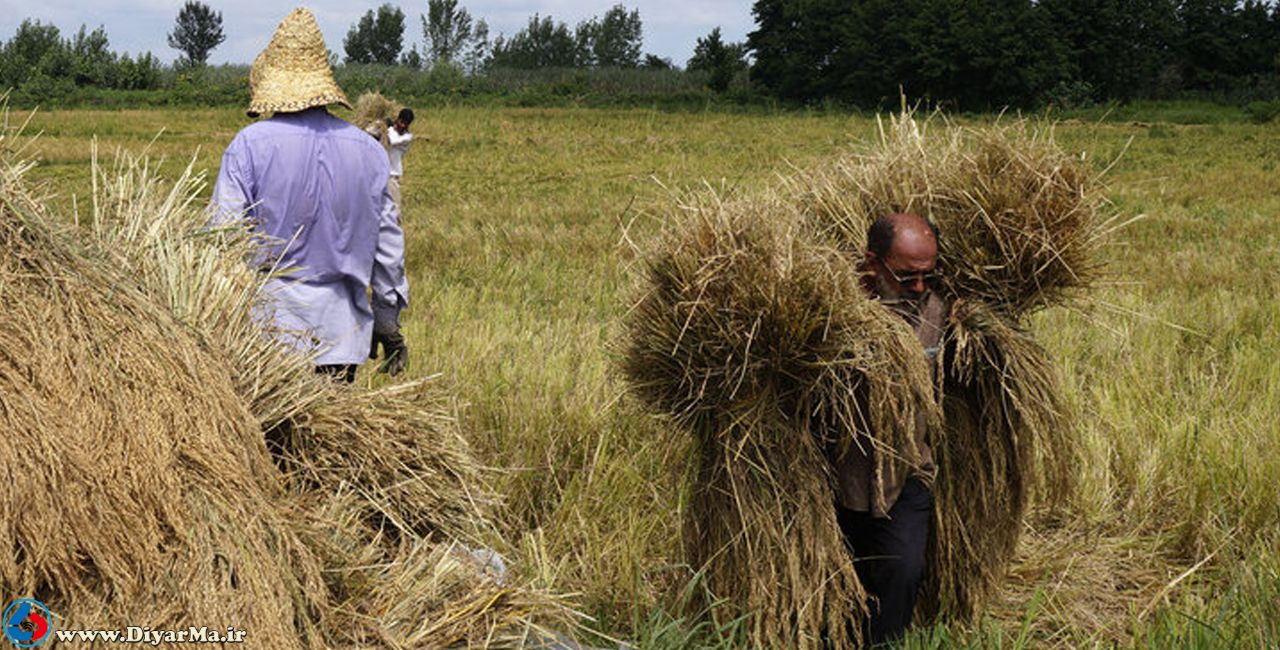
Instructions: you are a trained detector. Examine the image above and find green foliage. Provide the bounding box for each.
[1244,98,1280,122]
[575,5,643,68]
[490,15,579,69]
[1176,0,1277,93]
[747,0,850,103]
[401,46,423,70]
[1040,80,1097,110]
[166,0,225,67]
[344,4,405,65]
[747,0,1280,108]
[463,20,491,73]
[1040,0,1179,101]
[422,0,474,65]
[0,20,63,89]
[68,26,115,87]
[687,27,748,93]
[642,54,673,70]
[751,0,1074,109]
[490,5,645,70]
[0,19,163,99]
[115,53,163,91]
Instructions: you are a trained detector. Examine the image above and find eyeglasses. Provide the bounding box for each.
[879,262,942,289]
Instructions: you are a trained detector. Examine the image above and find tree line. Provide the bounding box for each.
[343,1,670,72]
[341,1,749,90]
[4,0,1280,109]
[0,21,163,95]
[748,0,1280,109]
[0,0,223,97]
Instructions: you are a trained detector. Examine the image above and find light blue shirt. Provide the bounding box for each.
[212,108,408,365]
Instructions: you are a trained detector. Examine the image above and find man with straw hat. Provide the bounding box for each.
[835,211,946,645]
[211,7,409,380]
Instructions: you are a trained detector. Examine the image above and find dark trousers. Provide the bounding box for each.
[837,478,933,647]
[316,364,357,383]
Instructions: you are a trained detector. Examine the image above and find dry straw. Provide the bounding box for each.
[795,112,1105,317]
[792,112,1095,618]
[0,103,571,648]
[623,110,1101,642]
[623,190,939,647]
[353,91,402,144]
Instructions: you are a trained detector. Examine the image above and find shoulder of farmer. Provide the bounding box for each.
[235,118,285,141]
[332,119,391,162]
[216,130,254,177]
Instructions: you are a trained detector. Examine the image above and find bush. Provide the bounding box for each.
[1244,99,1280,123]
[1041,80,1096,110]
[17,72,76,103]
[116,54,162,90]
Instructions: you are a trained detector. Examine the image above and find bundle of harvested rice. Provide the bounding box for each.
[1,142,326,648]
[791,112,1093,618]
[622,191,939,648]
[0,111,568,648]
[795,112,1106,317]
[922,298,1074,619]
[88,146,495,548]
[353,91,402,143]
[623,110,1100,636]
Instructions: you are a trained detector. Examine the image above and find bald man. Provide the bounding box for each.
[834,212,946,645]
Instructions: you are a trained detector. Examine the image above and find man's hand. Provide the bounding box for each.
[370,328,408,375]
[369,300,407,375]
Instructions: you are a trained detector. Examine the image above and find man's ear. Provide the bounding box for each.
[864,251,878,274]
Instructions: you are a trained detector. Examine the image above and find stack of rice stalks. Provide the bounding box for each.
[353,91,402,145]
[0,107,568,648]
[622,112,1105,645]
[623,192,939,648]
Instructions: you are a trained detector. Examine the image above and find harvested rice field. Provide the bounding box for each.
[11,104,1280,648]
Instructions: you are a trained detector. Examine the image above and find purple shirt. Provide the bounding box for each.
[212,108,408,365]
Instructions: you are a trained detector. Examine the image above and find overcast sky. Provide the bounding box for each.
[0,0,754,68]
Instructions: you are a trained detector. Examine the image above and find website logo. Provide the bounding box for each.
[3,600,51,648]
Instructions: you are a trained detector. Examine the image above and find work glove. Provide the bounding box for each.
[369,300,408,376]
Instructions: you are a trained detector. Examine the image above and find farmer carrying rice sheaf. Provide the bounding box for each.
[834,212,945,645]
[386,107,415,211]
[622,113,1098,649]
[211,7,409,380]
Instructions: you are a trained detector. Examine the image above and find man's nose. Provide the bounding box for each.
[907,276,924,292]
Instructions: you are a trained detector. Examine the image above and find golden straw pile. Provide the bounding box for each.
[353,91,402,144]
[0,106,569,649]
[623,192,938,648]
[622,112,1105,645]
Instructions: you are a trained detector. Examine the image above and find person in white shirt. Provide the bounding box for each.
[386,108,414,210]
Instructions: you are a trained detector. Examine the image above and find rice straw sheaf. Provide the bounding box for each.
[787,111,1093,620]
[0,107,570,648]
[624,110,1101,637]
[1,135,326,648]
[921,298,1075,620]
[795,112,1106,317]
[622,190,939,647]
[353,91,402,143]
[87,145,496,548]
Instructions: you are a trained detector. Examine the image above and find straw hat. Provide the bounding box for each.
[247,7,351,117]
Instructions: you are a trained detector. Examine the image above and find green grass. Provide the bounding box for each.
[15,103,1280,648]
[1051,99,1251,124]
